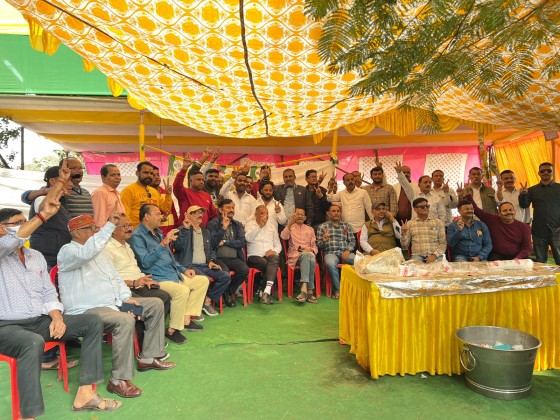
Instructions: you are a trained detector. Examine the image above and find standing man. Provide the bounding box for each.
[468,167,497,214]
[121,161,173,227]
[174,206,231,317]
[431,169,458,226]
[359,201,401,255]
[91,164,125,227]
[251,165,273,198]
[274,168,314,226]
[130,204,209,344]
[250,181,287,230]
[327,173,373,233]
[400,198,447,263]
[519,162,560,264]
[58,211,175,399]
[219,168,257,225]
[150,165,179,235]
[203,168,222,208]
[393,165,415,223]
[28,166,73,270]
[60,157,94,218]
[304,169,330,230]
[173,161,218,227]
[245,205,282,305]
[395,162,446,224]
[363,166,398,217]
[495,170,531,224]
[447,200,492,262]
[207,199,249,308]
[317,203,356,299]
[280,209,319,303]
[352,171,364,188]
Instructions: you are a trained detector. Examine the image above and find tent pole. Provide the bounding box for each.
[139,110,145,161]
[20,126,24,170]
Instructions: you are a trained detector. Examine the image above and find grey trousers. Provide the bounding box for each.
[85,297,165,381]
[0,314,104,418]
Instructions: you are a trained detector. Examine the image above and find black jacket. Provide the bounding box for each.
[273,184,314,226]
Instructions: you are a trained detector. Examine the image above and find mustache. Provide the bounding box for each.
[71,174,82,179]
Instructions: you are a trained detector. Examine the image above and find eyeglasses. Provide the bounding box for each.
[190,209,204,215]
[117,224,134,229]
[3,220,25,226]
[539,169,552,174]
[415,204,430,209]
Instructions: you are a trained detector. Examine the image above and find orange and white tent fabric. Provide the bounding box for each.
[4,0,560,139]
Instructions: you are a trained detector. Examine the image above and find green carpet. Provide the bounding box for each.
[1,298,559,419]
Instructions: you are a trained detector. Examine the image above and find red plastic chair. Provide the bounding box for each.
[247,268,283,303]
[282,240,321,298]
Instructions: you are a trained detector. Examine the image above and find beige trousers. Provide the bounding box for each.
[159,275,209,331]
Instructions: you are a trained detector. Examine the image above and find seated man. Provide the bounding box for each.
[174,206,231,317]
[317,203,356,299]
[280,208,319,303]
[206,199,249,307]
[400,198,447,263]
[58,212,175,399]
[447,200,492,262]
[462,191,532,260]
[130,204,209,343]
[105,214,172,318]
[0,183,121,417]
[359,201,401,255]
[245,205,282,305]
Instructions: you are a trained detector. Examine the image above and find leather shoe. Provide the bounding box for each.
[224,294,236,307]
[260,292,273,305]
[107,380,142,398]
[137,358,176,372]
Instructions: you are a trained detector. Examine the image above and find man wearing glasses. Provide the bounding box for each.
[400,198,447,263]
[359,201,401,256]
[519,162,560,264]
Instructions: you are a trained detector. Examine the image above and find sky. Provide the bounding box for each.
[4,122,60,168]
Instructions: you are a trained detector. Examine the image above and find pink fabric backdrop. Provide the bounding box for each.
[83,146,480,181]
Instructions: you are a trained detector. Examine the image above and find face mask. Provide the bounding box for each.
[7,225,21,235]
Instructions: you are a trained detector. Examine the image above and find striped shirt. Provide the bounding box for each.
[400,217,447,258]
[0,233,63,320]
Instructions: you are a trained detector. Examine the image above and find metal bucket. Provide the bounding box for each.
[455,326,541,400]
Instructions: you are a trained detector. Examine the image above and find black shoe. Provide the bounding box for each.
[184,321,203,332]
[224,294,236,308]
[165,330,187,344]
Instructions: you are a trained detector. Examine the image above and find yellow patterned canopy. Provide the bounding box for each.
[5,0,560,138]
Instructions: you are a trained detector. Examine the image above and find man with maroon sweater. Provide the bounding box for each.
[463,192,532,260]
[173,160,218,227]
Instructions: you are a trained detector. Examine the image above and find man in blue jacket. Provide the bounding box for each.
[174,206,231,316]
[207,199,249,307]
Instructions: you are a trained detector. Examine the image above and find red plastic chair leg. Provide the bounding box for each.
[0,354,20,420]
[314,265,321,297]
[276,269,283,302]
[287,267,294,298]
[242,282,248,307]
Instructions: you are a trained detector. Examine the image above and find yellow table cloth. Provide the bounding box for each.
[339,265,560,379]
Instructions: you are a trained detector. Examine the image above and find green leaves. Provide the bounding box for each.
[305,0,560,131]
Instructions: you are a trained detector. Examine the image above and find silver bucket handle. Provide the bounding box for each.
[460,348,476,372]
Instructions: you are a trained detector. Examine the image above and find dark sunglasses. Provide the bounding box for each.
[415,204,430,209]
[539,169,552,174]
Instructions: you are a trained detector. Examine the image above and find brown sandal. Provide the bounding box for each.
[306,295,318,304]
[295,292,307,303]
[72,394,122,412]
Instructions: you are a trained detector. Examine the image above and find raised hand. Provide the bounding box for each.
[375,156,383,167]
[182,153,192,170]
[108,200,121,225]
[163,228,180,246]
[443,179,450,193]
[496,177,504,190]
[519,181,529,194]
[318,171,326,185]
[182,214,192,229]
[386,211,395,223]
[41,195,62,219]
[314,184,324,198]
[457,218,465,231]
[201,146,212,160]
[327,176,337,193]
[274,200,281,213]
[463,182,473,196]
[222,214,231,230]
[400,220,409,234]
[162,178,172,194]
[322,229,330,242]
[394,161,403,173]
[58,160,71,183]
[211,147,222,163]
